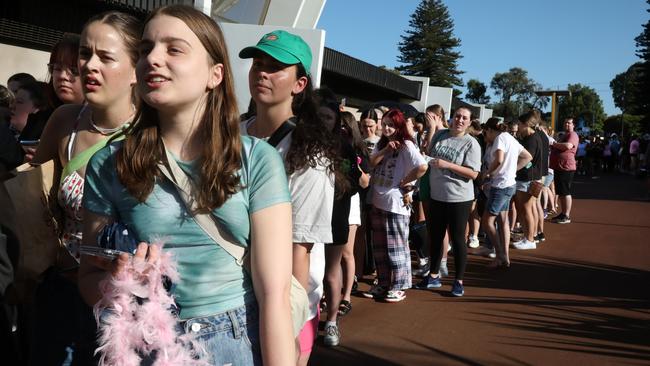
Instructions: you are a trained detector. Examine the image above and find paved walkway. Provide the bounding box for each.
[311,173,650,365]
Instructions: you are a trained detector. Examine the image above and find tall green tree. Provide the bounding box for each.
[488,67,544,119]
[557,84,606,132]
[397,0,464,88]
[465,79,490,104]
[610,62,643,115]
[633,0,650,118]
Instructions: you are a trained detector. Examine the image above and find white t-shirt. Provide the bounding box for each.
[241,118,334,243]
[484,132,524,189]
[306,243,325,320]
[371,139,426,216]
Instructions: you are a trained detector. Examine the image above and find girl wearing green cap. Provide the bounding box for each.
[240,30,350,357]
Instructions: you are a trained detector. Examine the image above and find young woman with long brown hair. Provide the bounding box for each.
[79,5,295,365]
[30,11,140,365]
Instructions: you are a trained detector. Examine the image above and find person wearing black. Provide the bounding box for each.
[534,121,550,242]
[512,110,544,250]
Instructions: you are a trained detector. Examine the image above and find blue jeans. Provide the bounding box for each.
[486,185,516,215]
[181,303,262,365]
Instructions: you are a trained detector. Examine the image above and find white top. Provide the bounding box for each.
[241,118,334,243]
[306,243,325,320]
[484,132,524,189]
[371,139,426,216]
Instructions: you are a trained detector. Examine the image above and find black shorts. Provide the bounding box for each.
[555,170,575,196]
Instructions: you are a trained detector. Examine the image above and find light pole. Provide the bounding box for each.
[534,90,571,132]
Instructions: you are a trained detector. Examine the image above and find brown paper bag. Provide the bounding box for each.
[1,162,62,301]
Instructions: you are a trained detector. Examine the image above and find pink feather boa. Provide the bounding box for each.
[93,242,207,366]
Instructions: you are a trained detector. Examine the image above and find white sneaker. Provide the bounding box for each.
[439,259,449,277]
[467,235,480,248]
[384,290,406,303]
[512,239,537,250]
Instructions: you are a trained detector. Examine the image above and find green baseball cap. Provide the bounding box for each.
[239,30,312,75]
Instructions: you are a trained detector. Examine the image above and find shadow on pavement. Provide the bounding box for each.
[441,255,650,363]
[572,173,648,202]
[461,255,650,301]
[310,344,401,366]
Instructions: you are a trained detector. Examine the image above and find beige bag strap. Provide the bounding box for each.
[157,145,247,266]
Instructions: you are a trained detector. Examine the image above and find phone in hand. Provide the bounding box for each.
[19,139,40,146]
[78,245,132,260]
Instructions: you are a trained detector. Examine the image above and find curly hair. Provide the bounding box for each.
[285,67,349,194]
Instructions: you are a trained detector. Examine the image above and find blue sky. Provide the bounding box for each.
[317,0,648,116]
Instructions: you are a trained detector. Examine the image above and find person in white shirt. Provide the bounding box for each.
[481,118,532,268]
[366,109,427,303]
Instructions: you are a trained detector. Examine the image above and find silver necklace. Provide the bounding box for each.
[90,110,134,135]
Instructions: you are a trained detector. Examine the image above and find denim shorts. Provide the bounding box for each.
[181,303,262,366]
[486,185,516,215]
[542,172,554,187]
[515,180,531,193]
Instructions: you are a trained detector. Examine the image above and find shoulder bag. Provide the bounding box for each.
[157,145,309,337]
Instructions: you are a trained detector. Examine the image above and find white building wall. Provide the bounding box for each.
[0,43,50,86]
[402,76,453,116]
[427,86,453,116]
[219,22,325,114]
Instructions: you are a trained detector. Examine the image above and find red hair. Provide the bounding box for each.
[377,109,415,150]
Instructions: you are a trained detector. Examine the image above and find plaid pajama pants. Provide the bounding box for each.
[370,207,412,291]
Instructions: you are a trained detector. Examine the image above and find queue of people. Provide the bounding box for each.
[0,4,597,365]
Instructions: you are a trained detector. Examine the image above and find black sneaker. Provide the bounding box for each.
[412,261,430,277]
[552,214,571,224]
[558,216,570,224]
[535,232,546,242]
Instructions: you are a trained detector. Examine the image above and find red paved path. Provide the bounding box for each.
[311,173,650,365]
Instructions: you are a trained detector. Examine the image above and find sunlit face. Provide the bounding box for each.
[382,116,396,138]
[451,108,471,134]
[318,106,337,132]
[137,15,222,113]
[10,88,38,132]
[79,21,136,108]
[564,118,574,132]
[248,53,306,107]
[361,118,377,138]
[49,62,84,104]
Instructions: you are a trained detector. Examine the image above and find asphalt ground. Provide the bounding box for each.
[311,173,650,366]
